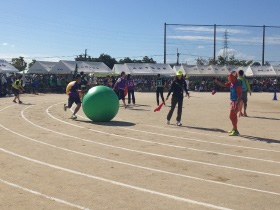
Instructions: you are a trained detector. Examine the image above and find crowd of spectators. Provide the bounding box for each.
[0,73,279,98]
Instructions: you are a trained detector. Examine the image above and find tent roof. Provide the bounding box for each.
[49,60,112,74]
[29,61,58,74]
[113,63,174,75]
[125,63,154,75]
[272,66,280,76]
[149,63,175,75]
[112,64,130,74]
[0,59,19,73]
[246,66,276,77]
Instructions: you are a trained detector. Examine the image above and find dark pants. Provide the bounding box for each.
[128,89,135,104]
[241,91,248,110]
[156,87,164,105]
[167,96,183,122]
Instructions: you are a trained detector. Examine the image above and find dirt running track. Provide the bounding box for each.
[0,92,280,210]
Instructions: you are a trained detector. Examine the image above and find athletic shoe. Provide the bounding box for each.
[70,115,77,120]
[19,101,23,104]
[229,130,240,136]
[13,100,17,103]
[176,121,182,126]
[244,113,248,117]
[63,103,67,112]
[166,120,170,125]
[228,129,233,133]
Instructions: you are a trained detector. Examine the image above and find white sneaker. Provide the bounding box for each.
[63,104,67,112]
[71,115,77,120]
[166,120,170,125]
[176,121,182,126]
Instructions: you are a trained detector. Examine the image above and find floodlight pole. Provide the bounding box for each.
[164,23,167,64]
[213,24,216,63]
[262,25,265,66]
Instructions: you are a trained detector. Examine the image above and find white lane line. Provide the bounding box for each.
[13,106,280,196]
[0,104,15,112]
[46,104,280,178]
[116,126,280,155]
[70,104,280,154]
[0,148,232,210]
[0,179,90,210]
[68,109,280,164]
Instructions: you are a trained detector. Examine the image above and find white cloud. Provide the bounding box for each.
[175,27,249,34]
[217,48,255,60]
[197,46,205,49]
[2,43,8,46]
[11,45,15,47]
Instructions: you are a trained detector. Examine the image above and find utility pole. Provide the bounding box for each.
[176,48,180,65]
[213,24,216,63]
[164,23,167,64]
[84,49,87,60]
[262,25,265,66]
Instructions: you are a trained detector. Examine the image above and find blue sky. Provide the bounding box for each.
[1,0,280,65]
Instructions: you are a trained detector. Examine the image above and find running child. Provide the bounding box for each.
[214,71,242,136]
[64,74,83,120]
[238,70,252,117]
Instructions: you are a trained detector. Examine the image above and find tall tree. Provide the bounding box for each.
[251,62,261,66]
[119,57,133,64]
[142,56,156,64]
[97,53,118,69]
[195,57,207,65]
[28,59,36,68]
[11,56,27,71]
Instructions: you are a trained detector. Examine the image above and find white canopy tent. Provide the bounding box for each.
[173,65,183,73]
[183,65,201,76]
[0,59,19,73]
[124,63,154,75]
[212,65,230,76]
[82,61,112,74]
[49,60,112,74]
[198,65,216,76]
[149,63,175,75]
[112,64,130,74]
[272,66,280,76]
[29,61,58,74]
[245,66,277,77]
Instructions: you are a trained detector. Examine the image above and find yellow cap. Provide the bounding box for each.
[176,70,183,76]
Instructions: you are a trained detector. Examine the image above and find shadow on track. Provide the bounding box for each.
[248,116,280,121]
[241,135,280,144]
[75,119,136,127]
[182,125,227,133]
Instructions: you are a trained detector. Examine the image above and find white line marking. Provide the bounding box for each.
[70,104,280,154]
[11,106,278,196]
[0,179,90,210]
[46,104,280,178]
[0,148,232,210]
[117,126,280,155]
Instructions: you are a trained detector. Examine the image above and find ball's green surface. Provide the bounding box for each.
[82,86,119,122]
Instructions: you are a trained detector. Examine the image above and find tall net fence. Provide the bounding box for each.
[165,24,280,65]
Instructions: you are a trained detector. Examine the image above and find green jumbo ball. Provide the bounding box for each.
[82,86,119,122]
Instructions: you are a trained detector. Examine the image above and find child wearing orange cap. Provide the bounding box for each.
[215,71,242,136]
